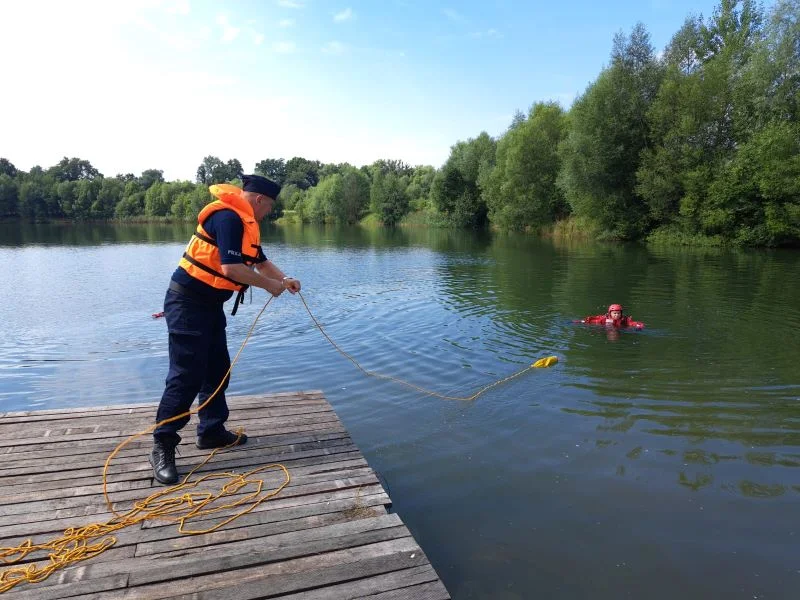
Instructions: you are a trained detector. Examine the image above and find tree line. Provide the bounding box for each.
[0,0,796,246]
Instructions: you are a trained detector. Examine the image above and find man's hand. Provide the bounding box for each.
[221,263,285,297]
[282,277,301,294]
[266,278,286,297]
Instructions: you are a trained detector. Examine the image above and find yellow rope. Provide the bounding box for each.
[0,289,557,594]
[1,295,287,594]
[297,291,557,402]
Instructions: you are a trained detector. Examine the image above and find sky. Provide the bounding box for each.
[1,0,730,181]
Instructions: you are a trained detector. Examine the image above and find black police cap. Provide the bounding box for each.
[242,174,281,199]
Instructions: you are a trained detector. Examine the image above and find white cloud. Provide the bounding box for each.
[164,0,190,15]
[254,33,265,45]
[131,14,210,51]
[322,41,345,54]
[470,28,502,39]
[165,0,190,15]
[279,18,295,28]
[216,14,240,43]
[334,8,353,22]
[442,8,465,23]
[277,0,304,8]
[273,41,296,54]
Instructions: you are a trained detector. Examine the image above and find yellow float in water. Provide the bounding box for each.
[532,356,558,368]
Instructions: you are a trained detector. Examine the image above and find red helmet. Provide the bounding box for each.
[608,304,622,313]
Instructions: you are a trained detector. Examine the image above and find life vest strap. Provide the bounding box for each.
[192,233,263,265]
[194,231,217,246]
[232,289,247,316]
[182,252,243,287]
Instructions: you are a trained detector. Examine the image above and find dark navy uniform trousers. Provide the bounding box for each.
[154,289,231,445]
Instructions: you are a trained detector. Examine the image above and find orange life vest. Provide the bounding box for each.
[178,184,265,294]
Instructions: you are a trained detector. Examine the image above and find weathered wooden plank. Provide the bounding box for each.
[0,459,373,532]
[263,566,448,600]
[123,559,440,600]
[0,403,334,440]
[0,393,450,600]
[355,581,451,600]
[0,391,325,419]
[0,395,328,425]
[0,452,371,532]
[51,539,427,600]
[138,539,427,600]
[0,545,136,572]
[0,452,374,504]
[0,459,375,546]
[28,516,412,589]
[0,436,354,480]
[0,573,130,600]
[0,396,331,428]
[0,452,372,523]
[0,413,343,449]
[0,472,379,518]
[0,439,360,488]
[0,429,349,467]
[0,422,347,459]
[134,501,388,558]
[0,485,389,548]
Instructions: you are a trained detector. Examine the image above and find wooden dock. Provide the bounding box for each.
[0,391,451,600]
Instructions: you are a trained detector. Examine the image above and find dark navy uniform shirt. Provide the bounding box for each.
[171,209,245,303]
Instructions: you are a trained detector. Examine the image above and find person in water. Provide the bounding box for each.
[580,304,644,328]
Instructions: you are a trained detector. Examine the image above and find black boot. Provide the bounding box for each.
[196,429,248,450]
[149,437,178,485]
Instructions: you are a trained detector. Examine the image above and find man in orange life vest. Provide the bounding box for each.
[150,174,301,485]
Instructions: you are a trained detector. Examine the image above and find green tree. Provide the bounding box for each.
[559,23,663,238]
[485,102,568,230]
[371,171,409,226]
[303,176,340,223]
[196,156,227,185]
[93,177,123,218]
[370,159,414,178]
[18,175,57,220]
[431,132,496,228]
[144,182,170,216]
[0,158,18,178]
[56,181,78,218]
[73,179,101,219]
[115,192,145,218]
[255,158,287,185]
[139,169,164,190]
[338,167,371,223]
[0,173,19,216]
[637,1,769,236]
[47,157,101,182]
[284,157,321,190]
[225,159,243,181]
[279,183,304,211]
[405,166,436,211]
[319,162,351,180]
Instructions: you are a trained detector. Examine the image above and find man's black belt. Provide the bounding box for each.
[167,281,223,307]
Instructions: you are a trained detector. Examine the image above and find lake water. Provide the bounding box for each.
[1,221,799,599]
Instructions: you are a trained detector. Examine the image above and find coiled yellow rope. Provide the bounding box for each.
[0,290,557,594]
